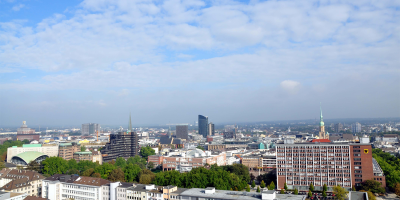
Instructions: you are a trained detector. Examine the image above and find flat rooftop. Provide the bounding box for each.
[180,188,305,200]
[372,158,384,174]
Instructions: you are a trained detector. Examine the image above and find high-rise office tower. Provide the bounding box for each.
[334,123,343,133]
[198,115,208,138]
[101,114,138,162]
[81,123,100,136]
[208,122,214,136]
[352,122,361,133]
[176,125,189,140]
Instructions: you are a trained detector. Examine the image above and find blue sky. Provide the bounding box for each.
[0,0,399,127]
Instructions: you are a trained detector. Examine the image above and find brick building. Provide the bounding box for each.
[276,139,385,191]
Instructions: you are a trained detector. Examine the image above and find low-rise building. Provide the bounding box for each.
[42,174,110,200]
[73,151,93,162]
[0,169,45,197]
[0,191,27,200]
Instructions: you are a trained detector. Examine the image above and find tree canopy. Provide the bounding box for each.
[140,146,156,160]
[372,148,400,189]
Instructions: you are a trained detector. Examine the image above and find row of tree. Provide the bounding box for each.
[153,164,250,191]
[372,148,400,190]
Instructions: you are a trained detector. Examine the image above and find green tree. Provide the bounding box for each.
[22,139,30,144]
[67,159,78,170]
[67,169,80,175]
[294,188,298,195]
[309,183,314,192]
[140,146,155,160]
[359,190,376,200]
[124,164,141,182]
[94,162,116,179]
[251,180,255,188]
[284,182,288,190]
[260,180,265,188]
[147,162,154,169]
[352,186,356,191]
[267,181,275,190]
[108,168,125,182]
[323,184,328,192]
[81,168,95,177]
[41,157,68,175]
[91,172,101,178]
[280,189,285,194]
[115,157,127,168]
[395,183,400,196]
[138,169,155,184]
[308,191,312,197]
[333,185,348,200]
[322,190,327,197]
[257,186,260,192]
[27,161,40,172]
[361,180,385,194]
[0,161,5,170]
[81,145,86,152]
[197,146,205,151]
[246,185,251,192]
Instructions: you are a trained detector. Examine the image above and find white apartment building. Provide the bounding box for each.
[42,174,110,200]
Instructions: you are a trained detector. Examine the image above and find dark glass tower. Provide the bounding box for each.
[198,115,208,138]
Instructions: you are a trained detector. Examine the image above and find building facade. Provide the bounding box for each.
[198,115,208,138]
[81,123,100,136]
[73,151,93,162]
[276,141,385,191]
[208,123,215,136]
[58,143,80,160]
[352,123,361,133]
[0,169,45,197]
[101,132,139,162]
[7,144,58,163]
[176,125,188,140]
[334,123,343,133]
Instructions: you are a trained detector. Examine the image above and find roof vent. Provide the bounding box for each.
[204,187,215,194]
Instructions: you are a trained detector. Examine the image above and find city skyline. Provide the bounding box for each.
[0,0,399,126]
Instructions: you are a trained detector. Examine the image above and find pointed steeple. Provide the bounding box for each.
[319,103,324,127]
[128,112,132,133]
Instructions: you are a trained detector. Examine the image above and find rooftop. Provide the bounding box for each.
[180,188,305,200]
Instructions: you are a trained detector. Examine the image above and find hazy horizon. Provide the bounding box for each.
[0,0,399,127]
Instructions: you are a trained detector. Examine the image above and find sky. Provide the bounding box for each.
[0,0,399,127]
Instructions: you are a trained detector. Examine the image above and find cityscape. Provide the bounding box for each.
[0,1,399,200]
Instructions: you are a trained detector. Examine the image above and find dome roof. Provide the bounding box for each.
[187,149,206,157]
[12,151,47,164]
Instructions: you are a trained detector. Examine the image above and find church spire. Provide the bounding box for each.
[128,112,132,133]
[319,103,324,127]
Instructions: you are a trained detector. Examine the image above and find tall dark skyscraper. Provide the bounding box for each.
[198,115,208,138]
[176,124,188,140]
[101,114,139,162]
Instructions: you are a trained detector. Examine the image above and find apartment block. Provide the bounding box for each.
[58,142,80,160]
[101,132,139,162]
[73,151,93,162]
[276,139,385,191]
[0,169,45,197]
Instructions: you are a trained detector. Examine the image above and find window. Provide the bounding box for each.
[353,154,361,156]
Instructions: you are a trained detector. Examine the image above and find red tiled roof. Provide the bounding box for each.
[311,139,331,143]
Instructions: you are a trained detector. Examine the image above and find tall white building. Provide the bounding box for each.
[81,123,100,136]
[352,122,361,133]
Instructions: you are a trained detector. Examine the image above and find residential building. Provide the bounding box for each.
[352,122,361,133]
[162,149,226,172]
[334,123,343,133]
[276,138,386,191]
[0,191,27,200]
[58,142,80,160]
[81,123,100,136]
[198,115,208,138]
[0,169,45,197]
[208,123,214,136]
[176,125,188,140]
[92,150,103,164]
[73,151,93,162]
[42,174,110,200]
[7,144,58,163]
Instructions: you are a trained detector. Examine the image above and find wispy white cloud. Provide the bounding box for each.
[0,0,399,125]
[12,3,24,11]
